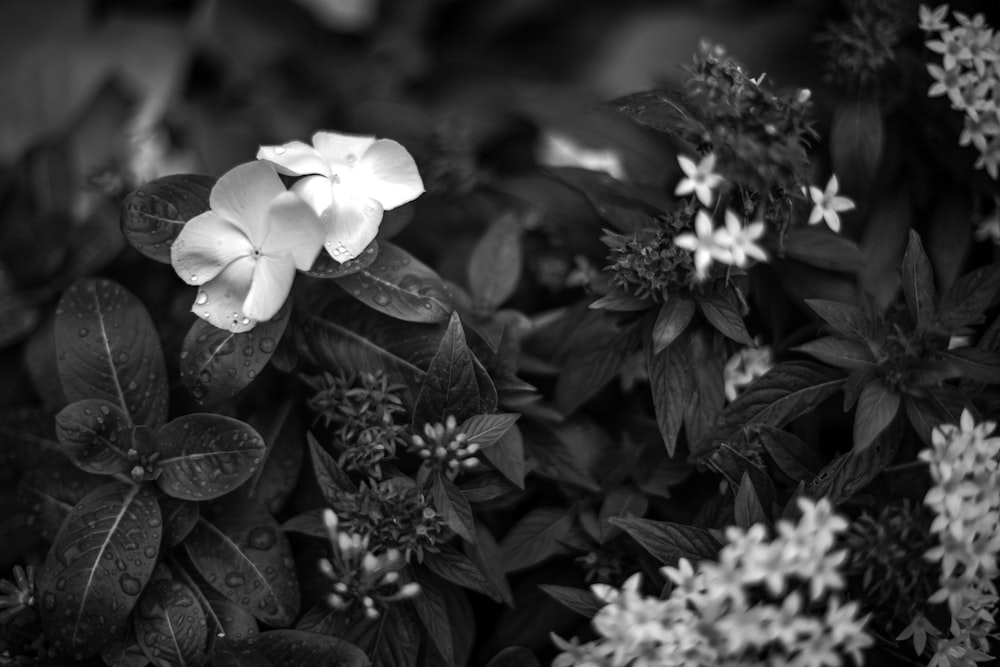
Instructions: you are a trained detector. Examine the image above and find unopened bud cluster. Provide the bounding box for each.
[409,415,480,480]
[318,510,420,619]
[604,209,697,302]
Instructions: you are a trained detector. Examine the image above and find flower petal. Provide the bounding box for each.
[171,210,253,286]
[263,191,326,270]
[312,131,377,169]
[695,210,714,238]
[322,193,384,261]
[210,161,287,245]
[292,175,335,217]
[192,256,256,332]
[354,139,425,210]
[808,205,825,225]
[243,255,296,322]
[257,141,330,177]
[677,155,697,177]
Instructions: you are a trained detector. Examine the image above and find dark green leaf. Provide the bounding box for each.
[458,472,521,504]
[409,568,454,667]
[133,580,208,667]
[782,226,866,272]
[843,366,879,411]
[469,215,522,310]
[120,174,215,264]
[807,429,899,503]
[464,523,515,607]
[610,516,721,566]
[183,499,300,626]
[853,380,900,452]
[413,312,481,427]
[155,414,267,501]
[101,623,149,667]
[55,278,168,428]
[429,472,476,543]
[588,289,652,312]
[180,300,291,408]
[308,432,357,501]
[935,263,1000,331]
[17,463,104,542]
[304,241,379,279]
[281,510,326,540]
[647,333,693,457]
[734,472,768,529]
[792,336,874,370]
[598,486,649,542]
[941,347,1000,384]
[38,482,162,658]
[555,319,643,414]
[803,299,871,341]
[55,398,132,475]
[830,98,884,196]
[236,400,304,514]
[901,230,937,330]
[499,507,575,572]
[605,88,693,139]
[334,242,452,323]
[467,417,524,489]
[696,293,754,345]
[252,630,369,667]
[485,647,542,667]
[709,444,777,514]
[539,585,602,618]
[206,593,260,645]
[548,167,669,233]
[684,330,726,448]
[213,639,273,667]
[652,297,695,354]
[423,544,503,602]
[904,388,976,446]
[751,425,823,482]
[521,421,601,492]
[158,493,199,548]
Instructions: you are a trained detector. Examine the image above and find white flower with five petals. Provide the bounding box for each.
[170,161,325,332]
[803,175,855,233]
[713,210,767,267]
[674,210,733,280]
[257,131,424,262]
[675,153,723,206]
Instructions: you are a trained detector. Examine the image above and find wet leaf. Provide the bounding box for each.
[213,638,273,667]
[303,240,378,279]
[235,400,304,514]
[158,493,198,548]
[334,242,452,323]
[133,579,208,667]
[412,312,481,428]
[610,516,721,567]
[120,174,215,264]
[183,499,300,626]
[499,507,575,573]
[154,414,266,501]
[252,629,369,667]
[17,462,105,542]
[55,398,132,475]
[55,278,169,428]
[180,300,291,408]
[468,215,522,310]
[101,623,149,667]
[38,481,162,658]
[206,593,260,646]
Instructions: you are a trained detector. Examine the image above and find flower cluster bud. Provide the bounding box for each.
[409,415,481,480]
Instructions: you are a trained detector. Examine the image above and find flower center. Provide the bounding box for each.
[251,247,263,259]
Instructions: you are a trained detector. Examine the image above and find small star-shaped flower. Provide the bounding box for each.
[675,152,723,206]
[713,209,768,268]
[803,175,855,233]
[918,4,950,33]
[674,210,733,280]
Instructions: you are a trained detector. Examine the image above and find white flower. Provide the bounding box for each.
[674,210,733,280]
[675,153,723,206]
[919,4,951,33]
[974,204,1000,243]
[713,210,767,268]
[537,131,626,180]
[170,161,325,332]
[723,345,773,401]
[258,130,424,262]
[803,175,855,233]
[291,0,378,32]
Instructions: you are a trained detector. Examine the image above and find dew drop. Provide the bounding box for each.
[259,338,276,353]
[78,328,89,337]
[196,291,209,305]
[274,146,286,155]
[373,293,390,306]
[119,574,142,596]
[190,275,199,283]
[200,371,211,384]
[224,572,246,588]
[248,527,276,550]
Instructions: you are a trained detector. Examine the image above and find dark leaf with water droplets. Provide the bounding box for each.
[154,413,266,502]
[303,240,379,279]
[235,400,304,514]
[308,432,357,503]
[101,623,149,667]
[17,462,104,542]
[133,579,208,667]
[334,242,452,323]
[252,630,370,667]
[180,300,291,408]
[183,498,300,626]
[55,398,132,475]
[55,278,169,428]
[412,312,481,428]
[610,516,721,567]
[468,215,522,310]
[206,592,260,646]
[38,481,162,659]
[213,638,273,667]
[158,493,198,548]
[120,174,215,264]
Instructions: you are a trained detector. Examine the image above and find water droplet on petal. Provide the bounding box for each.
[259,338,276,353]
[119,575,142,596]
[196,291,209,305]
[274,146,286,155]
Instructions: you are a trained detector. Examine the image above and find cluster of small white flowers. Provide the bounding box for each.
[552,498,872,667]
[408,415,481,480]
[318,509,420,619]
[723,344,774,401]
[913,409,1000,666]
[672,153,768,281]
[920,4,1000,179]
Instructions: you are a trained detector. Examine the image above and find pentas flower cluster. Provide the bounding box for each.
[170,131,423,331]
[920,5,1000,179]
[723,344,774,401]
[913,409,1000,665]
[552,498,873,667]
[409,415,481,481]
[318,509,420,619]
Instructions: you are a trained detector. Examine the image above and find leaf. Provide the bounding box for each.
[308,432,357,503]
[120,174,215,264]
[101,624,149,667]
[180,300,291,408]
[588,289,652,312]
[296,604,418,667]
[830,98,884,196]
[464,523,515,607]
[334,242,452,323]
[734,472,768,529]
[901,230,937,330]
[555,319,643,414]
[927,184,972,293]
[55,278,169,428]
[610,516,721,566]
[183,499,300,626]
[751,425,823,482]
[792,336,875,370]
[696,293,754,345]
[935,264,1000,331]
[409,568,454,666]
[647,333,693,457]
[468,215,522,310]
[412,312,481,427]
[252,630,369,667]
[484,647,543,667]
[55,398,132,475]
[429,472,476,543]
[466,417,524,488]
[213,639,273,667]
[709,444,777,513]
[598,487,649,542]
[38,482,162,658]
[942,347,1000,384]
[303,240,379,279]
[806,429,899,503]
[781,226,866,272]
[539,585,603,618]
[803,299,871,341]
[281,510,326,540]
[155,414,267,501]
[605,88,693,139]
[17,463,104,542]
[652,297,695,354]
[158,493,199,548]
[422,544,503,602]
[133,579,208,667]
[853,380,900,452]
[499,507,575,572]
[206,593,260,645]
[684,330,726,448]
[458,472,520,504]
[548,166,669,233]
[236,400,304,514]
